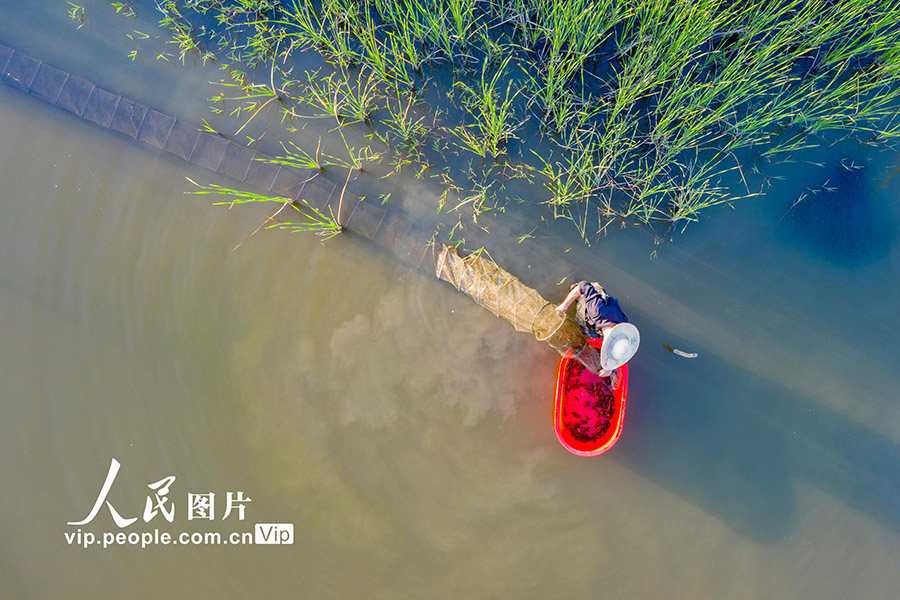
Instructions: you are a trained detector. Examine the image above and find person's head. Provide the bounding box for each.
[600,323,640,371]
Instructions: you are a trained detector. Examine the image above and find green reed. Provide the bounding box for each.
[135,0,900,243]
[186,179,343,241]
[185,179,289,206]
[271,200,344,241]
[448,57,522,157]
[156,0,216,65]
[67,2,85,27]
[381,92,430,160]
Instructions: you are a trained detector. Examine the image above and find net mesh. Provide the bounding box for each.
[434,244,602,373]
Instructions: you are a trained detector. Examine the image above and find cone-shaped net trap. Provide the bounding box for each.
[434,244,602,373]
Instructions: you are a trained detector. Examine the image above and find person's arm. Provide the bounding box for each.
[555,284,582,313]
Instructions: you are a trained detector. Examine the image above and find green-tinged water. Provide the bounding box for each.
[2,2,900,599]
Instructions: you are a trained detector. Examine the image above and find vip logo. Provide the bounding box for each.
[254,523,294,545]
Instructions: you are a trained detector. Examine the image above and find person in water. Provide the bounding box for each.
[555,281,638,380]
[555,281,628,336]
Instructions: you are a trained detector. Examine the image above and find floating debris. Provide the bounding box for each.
[663,343,698,359]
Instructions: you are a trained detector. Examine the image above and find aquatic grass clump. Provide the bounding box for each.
[186,178,344,242]
[67,2,85,28]
[185,179,290,207]
[299,68,384,125]
[522,0,621,121]
[130,0,900,243]
[274,200,344,241]
[155,1,217,65]
[448,58,523,158]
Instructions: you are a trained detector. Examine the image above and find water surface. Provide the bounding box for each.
[2,2,900,599]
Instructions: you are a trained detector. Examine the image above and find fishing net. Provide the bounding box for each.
[434,244,603,373]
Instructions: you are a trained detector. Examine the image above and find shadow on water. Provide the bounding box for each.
[778,159,896,266]
[617,348,900,544]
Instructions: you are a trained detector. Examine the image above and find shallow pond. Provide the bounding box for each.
[2,2,900,599]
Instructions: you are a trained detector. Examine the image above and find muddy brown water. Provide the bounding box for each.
[2,2,900,599]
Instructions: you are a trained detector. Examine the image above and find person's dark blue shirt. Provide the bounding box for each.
[579,281,628,332]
